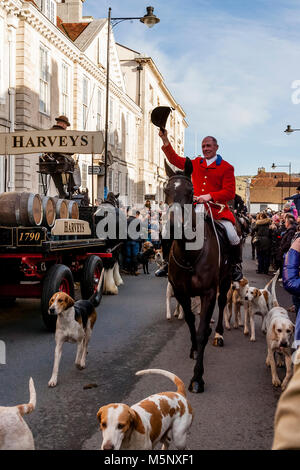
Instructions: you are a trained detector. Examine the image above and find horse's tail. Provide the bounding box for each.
[135,369,186,397]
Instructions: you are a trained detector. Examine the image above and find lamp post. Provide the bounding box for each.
[271,162,292,199]
[103,6,160,200]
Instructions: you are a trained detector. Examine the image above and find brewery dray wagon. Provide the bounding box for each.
[0,130,112,331]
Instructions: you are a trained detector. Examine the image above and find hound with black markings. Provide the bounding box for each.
[244,271,279,341]
[48,268,104,387]
[0,378,36,450]
[97,369,193,450]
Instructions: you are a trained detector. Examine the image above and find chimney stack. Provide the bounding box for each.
[57,0,85,23]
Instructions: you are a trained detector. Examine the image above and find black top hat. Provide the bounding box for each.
[151,106,174,131]
[55,115,71,127]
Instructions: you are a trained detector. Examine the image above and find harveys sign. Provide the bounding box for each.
[51,219,91,236]
[0,130,104,155]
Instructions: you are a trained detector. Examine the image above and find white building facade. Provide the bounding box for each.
[0,0,186,208]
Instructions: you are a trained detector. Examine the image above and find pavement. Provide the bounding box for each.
[83,240,294,450]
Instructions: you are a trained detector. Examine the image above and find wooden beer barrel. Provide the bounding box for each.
[55,198,68,219]
[41,196,56,227]
[0,192,43,226]
[65,200,79,219]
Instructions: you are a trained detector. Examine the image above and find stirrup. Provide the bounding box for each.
[232,263,243,281]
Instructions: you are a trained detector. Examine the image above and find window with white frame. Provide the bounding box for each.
[0,17,4,105]
[39,44,50,114]
[40,0,56,25]
[82,76,89,129]
[61,62,69,116]
[96,88,102,131]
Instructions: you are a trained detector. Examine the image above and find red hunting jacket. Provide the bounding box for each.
[162,143,236,225]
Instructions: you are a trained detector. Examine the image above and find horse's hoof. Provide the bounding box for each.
[189,349,197,360]
[188,381,204,393]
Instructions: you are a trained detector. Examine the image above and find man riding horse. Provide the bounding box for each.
[155,131,243,282]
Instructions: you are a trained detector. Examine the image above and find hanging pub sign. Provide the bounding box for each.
[0,130,104,155]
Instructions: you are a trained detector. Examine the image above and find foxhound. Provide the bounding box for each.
[244,271,279,341]
[48,269,104,387]
[263,306,294,390]
[166,282,201,320]
[225,278,249,330]
[0,378,36,450]
[97,369,193,450]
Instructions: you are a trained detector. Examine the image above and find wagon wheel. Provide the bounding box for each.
[41,264,74,332]
[80,255,103,300]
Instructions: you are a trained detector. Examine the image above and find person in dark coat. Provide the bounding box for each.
[253,212,272,274]
[47,115,79,198]
[124,212,140,275]
[280,215,297,259]
[270,214,285,272]
[249,214,257,260]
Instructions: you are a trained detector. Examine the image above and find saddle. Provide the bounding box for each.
[205,216,231,251]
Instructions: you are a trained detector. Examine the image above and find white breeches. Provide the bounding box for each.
[218,219,240,245]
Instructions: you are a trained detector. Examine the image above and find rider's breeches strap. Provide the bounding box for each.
[218,219,240,245]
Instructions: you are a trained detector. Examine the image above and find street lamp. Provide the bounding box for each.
[271,162,292,198]
[284,125,300,134]
[103,6,160,199]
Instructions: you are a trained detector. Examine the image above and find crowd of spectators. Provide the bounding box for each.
[250,199,300,278]
[120,200,164,275]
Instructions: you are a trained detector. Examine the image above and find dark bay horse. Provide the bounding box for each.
[164,158,232,393]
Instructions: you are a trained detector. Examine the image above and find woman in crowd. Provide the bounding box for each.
[270,214,285,273]
[253,212,272,274]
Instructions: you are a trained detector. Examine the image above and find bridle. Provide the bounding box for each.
[164,174,221,271]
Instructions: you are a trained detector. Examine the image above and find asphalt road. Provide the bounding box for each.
[0,239,294,450]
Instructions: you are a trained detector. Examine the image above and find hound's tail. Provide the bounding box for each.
[270,269,280,307]
[136,369,186,397]
[18,378,36,416]
[89,268,105,308]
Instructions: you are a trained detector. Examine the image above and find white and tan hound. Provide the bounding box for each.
[97,369,193,450]
[244,271,279,341]
[0,378,36,450]
[48,269,104,387]
[264,306,294,390]
[166,282,201,320]
[225,278,249,330]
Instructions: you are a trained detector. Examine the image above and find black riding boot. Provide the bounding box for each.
[230,243,243,281]
[155,239,171,277]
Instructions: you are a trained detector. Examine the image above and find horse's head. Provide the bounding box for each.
[164,157,194,207]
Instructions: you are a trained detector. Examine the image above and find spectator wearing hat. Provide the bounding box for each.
[285,185,300,215]
[52,115,71,130]
[48,115,80,198]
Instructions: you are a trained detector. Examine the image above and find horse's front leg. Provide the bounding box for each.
[213,278,231,347]
[176,295,197,359]
[189,289,216,393]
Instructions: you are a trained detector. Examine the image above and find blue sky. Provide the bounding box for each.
[83,0,300,177]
